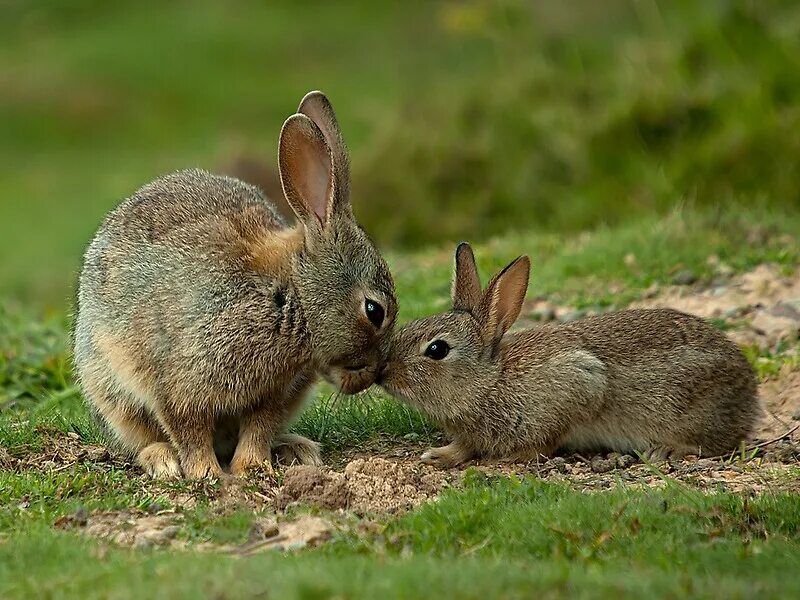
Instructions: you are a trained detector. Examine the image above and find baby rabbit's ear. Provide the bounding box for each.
[452,242,482,312]
[298,91,352,217]
[478,256,530,345]
[279,113,335,229]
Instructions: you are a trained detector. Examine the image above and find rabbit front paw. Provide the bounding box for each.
[181,452,226,479]
[643,445,687,463]
[272,433,323,466]
[421,443,473,469]
[137,442,182,479]
[229,447,274,477]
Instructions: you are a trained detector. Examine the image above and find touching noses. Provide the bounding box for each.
[375,362,389,385]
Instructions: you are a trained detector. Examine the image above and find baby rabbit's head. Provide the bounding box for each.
[280,92,396,393]
[379,243,529,419]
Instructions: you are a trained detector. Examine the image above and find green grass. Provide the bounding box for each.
[1,475,800,598]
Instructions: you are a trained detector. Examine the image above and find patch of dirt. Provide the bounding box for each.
[55,507,333,554]
[3,428,113,473]
[33,429,800,553]
[5,427,278,513]
[277,457,452,513]
[235,515,333,554]
[632,263,800,349]
[479,450,800,495]
[758,371,800,439]
[55,509,183,548]
[524,263,800,350]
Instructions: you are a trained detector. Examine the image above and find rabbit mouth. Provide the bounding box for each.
[323,364,377,394]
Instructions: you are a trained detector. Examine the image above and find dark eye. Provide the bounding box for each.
[424,340,450,360]
[365,299,385,328]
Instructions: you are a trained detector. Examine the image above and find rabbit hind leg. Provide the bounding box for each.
[86,379,182,478]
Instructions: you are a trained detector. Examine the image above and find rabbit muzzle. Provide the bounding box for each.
[323,363,378,394]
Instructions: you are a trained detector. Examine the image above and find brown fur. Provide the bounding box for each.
[244,225,305,276]
[379,243,761,468]
[74,91,396,479]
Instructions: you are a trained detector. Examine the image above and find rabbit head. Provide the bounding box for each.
[379,243,530,420]
[281,92,397,393]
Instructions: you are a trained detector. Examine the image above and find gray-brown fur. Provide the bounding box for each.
[74,91,396,479]
[379,243,760,467]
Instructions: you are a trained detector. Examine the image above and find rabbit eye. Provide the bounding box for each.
[424,340,450,360]
[365,299,385,328]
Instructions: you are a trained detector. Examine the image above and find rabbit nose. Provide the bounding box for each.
[375,363,388,385]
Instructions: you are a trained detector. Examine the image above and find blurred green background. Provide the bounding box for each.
[1,0,799,306]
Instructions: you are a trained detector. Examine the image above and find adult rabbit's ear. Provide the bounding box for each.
[278,113,334,229]
[477,256,530,346]
[452,242,482,313]
[297,91,352,219]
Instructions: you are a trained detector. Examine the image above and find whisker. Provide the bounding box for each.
[356,390,373,429]
[317,391,337,441]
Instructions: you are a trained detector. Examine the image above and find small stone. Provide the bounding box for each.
[615,454,637,469]
[672,270,697,286]
[85,446,110,462]
[73,507,89,527]
[771,302,800,320]
[548,457,568,473]
[146,502,165,514]
[250,517,280,540]
[590,456,615,473]
[403,433,420,442]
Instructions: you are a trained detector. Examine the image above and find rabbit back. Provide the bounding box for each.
[74,169,310,418]
[509,308,759,456]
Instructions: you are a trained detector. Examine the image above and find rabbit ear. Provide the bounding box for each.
[478,256,530,345]
[297,91,351,217]
[452,242,482,312]
[279,113,335,228]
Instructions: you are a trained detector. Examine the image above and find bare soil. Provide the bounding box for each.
[277,458,451,514]
[11,423,800,552]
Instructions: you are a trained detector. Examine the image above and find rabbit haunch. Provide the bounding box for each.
[74,91,396,479]
[379,243,760,468]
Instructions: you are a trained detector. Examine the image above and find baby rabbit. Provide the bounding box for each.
[379,243,760,468]
[74,91,396,479]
